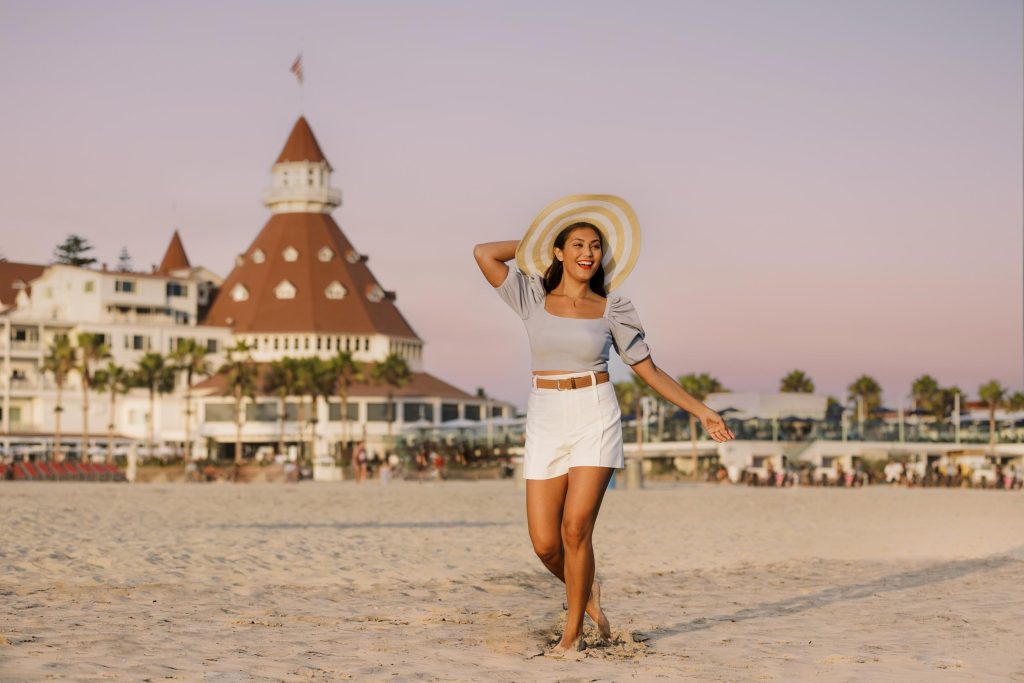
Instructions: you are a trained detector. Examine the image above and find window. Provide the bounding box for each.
[441,403,459,422]
[206,339,219,353]
[115,280,136,293]
[274,280,296,299]
[126,335,149,351]
[282,246,299,262]
[166,282,188,297]
[204,403,235,422]
[491,405,503,418]
[325,281,347,300]
[245,402,279,422]
[84,281,95,293]
[464,405,481,421]
[366,403,395,422]
[252,248,265,264]
[318,246,334,262]
[328,402,360,421]
[402,403,434,423]
[230,284,249,302]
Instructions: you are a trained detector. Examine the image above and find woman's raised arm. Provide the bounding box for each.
[473,240,519,287]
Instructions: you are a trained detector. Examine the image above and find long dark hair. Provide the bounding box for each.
[542,222,607,296]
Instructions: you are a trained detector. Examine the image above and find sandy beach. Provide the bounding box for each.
[2,480,1023,682]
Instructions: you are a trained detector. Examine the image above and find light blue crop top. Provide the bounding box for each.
[495,267,651,372]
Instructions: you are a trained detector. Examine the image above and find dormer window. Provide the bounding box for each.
[231,284,249,302]
[325,281,347,300]
[252,248,265,264]
[275,280,296,300]
[366,284,385,303]
[318,246,334,262]
[282,246,299,262]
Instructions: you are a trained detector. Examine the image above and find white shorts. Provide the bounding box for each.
[524,371,625,480]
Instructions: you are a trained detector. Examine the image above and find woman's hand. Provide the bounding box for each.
[698,408,736,442]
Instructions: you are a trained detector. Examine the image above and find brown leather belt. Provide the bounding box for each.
[533,371,610,391]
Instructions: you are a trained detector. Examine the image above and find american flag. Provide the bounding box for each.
[290,54,303,84]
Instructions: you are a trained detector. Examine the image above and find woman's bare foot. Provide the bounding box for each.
[586,580,612,641]
[546,633,585,659]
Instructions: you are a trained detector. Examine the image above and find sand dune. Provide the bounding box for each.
[2,481,1023,681]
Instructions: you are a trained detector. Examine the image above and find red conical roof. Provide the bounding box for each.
[275,116,330,167]
[157,230,191,274]
[201,212,418,338]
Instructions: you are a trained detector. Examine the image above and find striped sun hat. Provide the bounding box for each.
[516,194,641,292]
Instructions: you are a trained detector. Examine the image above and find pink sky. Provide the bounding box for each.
[1,0,1020,411]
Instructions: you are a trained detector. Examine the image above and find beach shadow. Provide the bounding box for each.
[647,545,1024,643]
[199,521,516,530]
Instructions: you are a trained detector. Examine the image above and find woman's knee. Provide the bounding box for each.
[531,536,562,564]
[561,516,593,548]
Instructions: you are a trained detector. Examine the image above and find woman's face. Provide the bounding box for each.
[554,226,603,283]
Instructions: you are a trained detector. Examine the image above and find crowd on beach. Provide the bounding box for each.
[347,441,516,483]
[709,460,1024,489]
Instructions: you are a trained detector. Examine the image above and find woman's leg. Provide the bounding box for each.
[526,475,569,578]
[526,474,610,637]
[557,465,614,650]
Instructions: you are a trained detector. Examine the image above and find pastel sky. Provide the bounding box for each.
[1,0,1020,411]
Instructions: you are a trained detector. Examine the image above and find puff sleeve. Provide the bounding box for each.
[494,267,545,319]
[608,295,651,366]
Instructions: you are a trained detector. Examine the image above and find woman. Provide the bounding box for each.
[473,194,736,655]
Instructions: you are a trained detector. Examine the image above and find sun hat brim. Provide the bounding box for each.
[516,194,641,292]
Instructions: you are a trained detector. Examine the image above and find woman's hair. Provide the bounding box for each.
[542,222,608,295]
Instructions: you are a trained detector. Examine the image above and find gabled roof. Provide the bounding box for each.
[193,364,475,401]
[157,230,191,274]
[275,116,330,167]
[0,260,45,309]
[200,212,419,338]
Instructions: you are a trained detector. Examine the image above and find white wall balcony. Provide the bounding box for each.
[262,186,342,211]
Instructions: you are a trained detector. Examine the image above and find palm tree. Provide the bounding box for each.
[678,373,727,461]
[219,341,257,465]
[93,361,131,464]
[613,376,652,447]
[305,357,337,464]
[847,374,882,430]
[264,357,299,457]
[370,353,412,454]
[937,386,964,422]
[911,374,941,419]
[331,350,364,449]
[170,339,211,464]
[780,370,814,393]
[75,332,110,462]
[294,357,319,461]
[978,380,1008,454]
[133,352,176,460]
[43,336,75,461]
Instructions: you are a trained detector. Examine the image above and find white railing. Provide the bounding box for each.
[262,186,342,206]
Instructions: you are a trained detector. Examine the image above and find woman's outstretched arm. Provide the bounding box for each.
[630,357,736,443]
[473,240,519,287]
